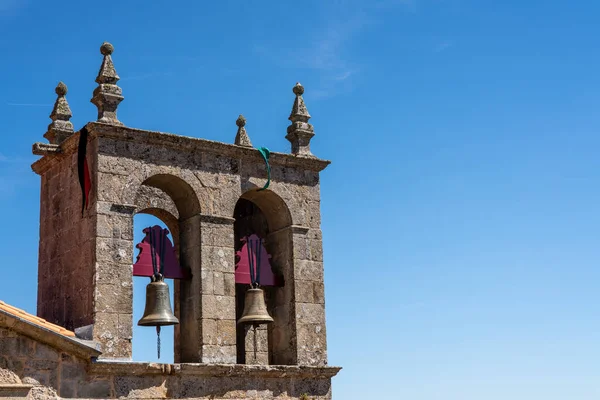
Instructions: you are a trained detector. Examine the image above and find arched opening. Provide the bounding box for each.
[233,189,295,365]
[132,174,202,363]
[132,214,176,362]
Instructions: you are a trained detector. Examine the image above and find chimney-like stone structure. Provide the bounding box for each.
[30,42,339,400]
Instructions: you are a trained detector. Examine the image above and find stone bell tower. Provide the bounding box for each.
[30,42,339,399]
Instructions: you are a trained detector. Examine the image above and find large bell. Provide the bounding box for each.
[238,288,274,326]
[138,279,179,327]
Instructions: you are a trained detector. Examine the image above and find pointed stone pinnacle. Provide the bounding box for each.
[91,41,124,125]
[286,82,315,156]
[235,114,253,147]
[44,81,74,145]
[289,82,311,120]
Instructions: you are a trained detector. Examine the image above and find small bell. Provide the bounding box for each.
[138,279,179,327]
[238,288,274,326]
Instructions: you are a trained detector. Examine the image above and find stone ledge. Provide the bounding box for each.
[89,361,341,379]
[87,122,330,172]
[197,214,236,225]
[0,384,34,397]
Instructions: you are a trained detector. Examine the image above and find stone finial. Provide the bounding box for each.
[234,114,253,147]
[90,42,124,125]
[43,82,74,145]
[286,82,315,156]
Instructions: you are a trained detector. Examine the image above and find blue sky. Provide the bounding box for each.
[1,0,600,398]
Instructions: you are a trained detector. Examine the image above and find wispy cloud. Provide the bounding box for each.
[434,40,454,53]
[334,70,354,81]
[254,1,415,98]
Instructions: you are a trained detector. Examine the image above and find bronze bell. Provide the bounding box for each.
[138,279,179,327]
[238,288,274,326]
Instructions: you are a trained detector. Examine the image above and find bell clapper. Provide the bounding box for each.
[253,324,258,363]
[156,326,161,360]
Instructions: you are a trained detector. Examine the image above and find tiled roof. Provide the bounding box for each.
[0,301,75,337]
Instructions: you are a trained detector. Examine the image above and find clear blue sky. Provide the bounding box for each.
[1,0,600,398]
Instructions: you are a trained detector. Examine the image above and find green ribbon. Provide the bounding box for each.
[257,147,271,191]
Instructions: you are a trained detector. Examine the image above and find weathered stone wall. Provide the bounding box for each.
[0,327,337,399]
[36,137,97,333]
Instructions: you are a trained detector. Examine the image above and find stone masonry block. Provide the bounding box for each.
[201,222,234,247]
[216,319,236,346]
[313,282,325,304]
[201,344,236,364]
[93,312,118,341]
[295,260,324,282]
[77,379,113,398]
[61,361,87,382]
[296,303,325,325]
[201,319,218,345]
[201,269,214,295]
[33,343,59,360]
[97,172,126,203]
[295,280,315,304]
[307,200,322,229]
[213,271,225,295]
[117,313,133,340]
[292,234,310,261]
[0,336,34,358]
[223,272,236,297]
[95,284,133,314]
[95,262,133,286]
[297,323,328,367]
[202,246,234,272]
[201,295,236,320]
[96,237,134,264]
[97,154,136,176]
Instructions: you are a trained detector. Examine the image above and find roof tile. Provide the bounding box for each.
[0,301,75,337]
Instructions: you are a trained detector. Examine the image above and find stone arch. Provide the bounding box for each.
[233,188,296,365]
[239,189,293,232]
[130,173,202,363]
[135,185,180,249]
[122,167,203,218]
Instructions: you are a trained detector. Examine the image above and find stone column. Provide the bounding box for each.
[177,214,202,363]
[266,227,297,365]
[199,215,237,364]
[292,227,327,366]
[93,201,136,359]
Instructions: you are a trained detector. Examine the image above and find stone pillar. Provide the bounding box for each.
[93,202,135,359]
[177,214,202,363]
[199,215,237,364]
[292,227,327,366]
[266,227,297,365]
